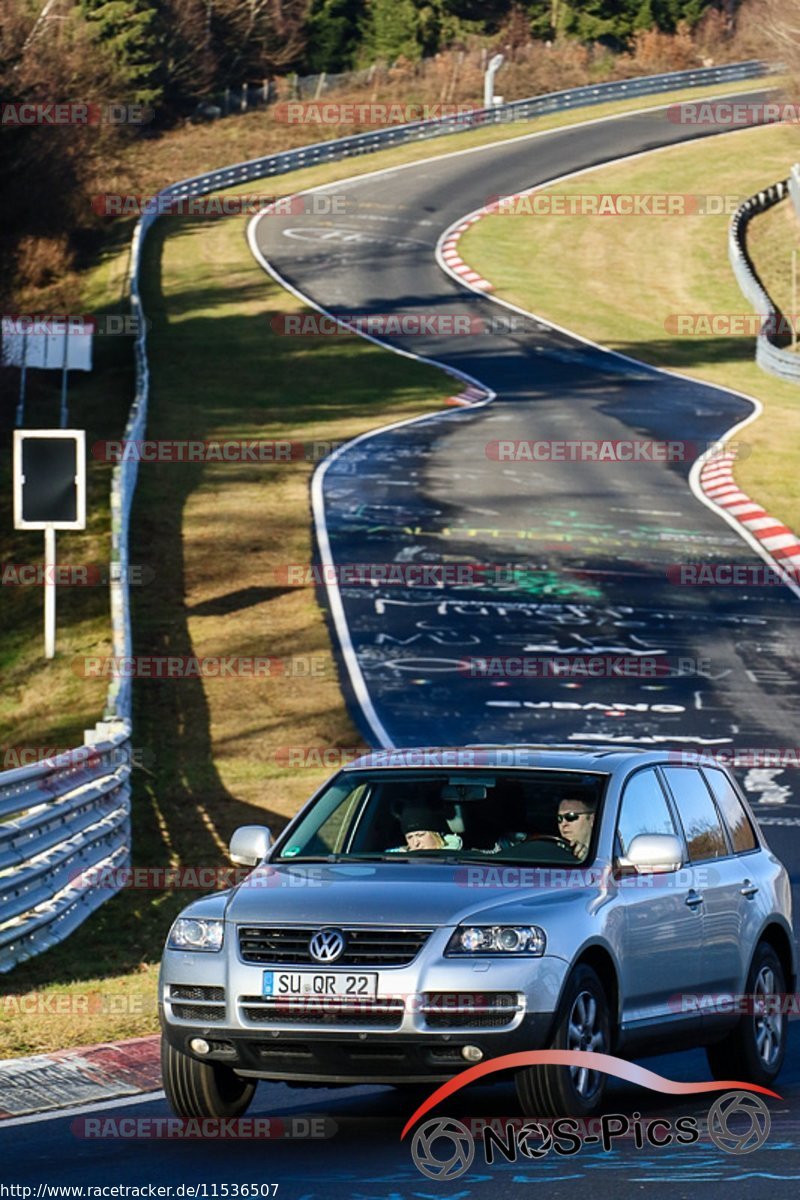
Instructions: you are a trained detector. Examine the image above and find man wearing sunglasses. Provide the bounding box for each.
[557,798,597,861]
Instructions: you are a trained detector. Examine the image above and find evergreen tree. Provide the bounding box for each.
[362,0,424,62]
[306,0,367,71]
[80,0,162,104]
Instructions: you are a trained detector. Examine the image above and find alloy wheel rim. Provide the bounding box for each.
[567,989,606,1099]
[753,965,783,1069]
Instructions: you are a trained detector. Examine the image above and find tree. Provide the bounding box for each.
[306,0,366,71]
[80,1,162,105]
[361,0,424,62]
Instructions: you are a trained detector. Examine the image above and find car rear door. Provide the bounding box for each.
[660,766,744,1009]
[614,766,704,1030]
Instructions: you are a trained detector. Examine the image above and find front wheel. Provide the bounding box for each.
[516,963,611,1118]
[161,1035,256,1119]
[706,942,787,1087]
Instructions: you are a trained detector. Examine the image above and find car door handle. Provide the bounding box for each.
[740,881,759,898]
[685,890,704,909]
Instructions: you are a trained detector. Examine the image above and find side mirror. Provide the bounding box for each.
[229,825,273,867]
[621,834,683,875]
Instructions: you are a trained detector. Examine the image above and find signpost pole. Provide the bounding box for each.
[16,330,27,427]
[60,328,69,428]
[44,526,56,659]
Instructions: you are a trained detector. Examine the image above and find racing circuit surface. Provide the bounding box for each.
[5,90,800,1197]
[251,90,800,824]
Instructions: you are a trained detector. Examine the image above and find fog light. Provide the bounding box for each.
[462,1045,483,1062]
[190,1037,210,1055]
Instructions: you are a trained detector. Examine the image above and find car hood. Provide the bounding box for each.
[223,860,601,926]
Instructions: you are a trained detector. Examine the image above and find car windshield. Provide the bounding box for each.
[273,769,607,865]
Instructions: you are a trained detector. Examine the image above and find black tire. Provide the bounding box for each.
[161,1035,257,1119]
[516,963,611,1119]
[705,941,787,1087]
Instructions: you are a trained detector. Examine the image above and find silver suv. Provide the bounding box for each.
[159,746,795,1119]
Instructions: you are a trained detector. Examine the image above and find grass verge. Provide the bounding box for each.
[459,121,800,533]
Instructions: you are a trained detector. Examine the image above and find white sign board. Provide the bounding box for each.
[1,317,93,371]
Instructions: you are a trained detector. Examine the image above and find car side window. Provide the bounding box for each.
[703,768,758,853]
[661,767,729,861]
[617,768,680,858]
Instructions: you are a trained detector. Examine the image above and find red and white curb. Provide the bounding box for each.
[444,384,489,407]
[699,454,800,571]
[440,212,494,291]
[0,1035,160,1119]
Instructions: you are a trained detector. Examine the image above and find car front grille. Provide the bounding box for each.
[170,985,225,1002]
[420,992,520,1030]
[237,926,431,967]
[169,984,226,1022]
[238,996,406,1028]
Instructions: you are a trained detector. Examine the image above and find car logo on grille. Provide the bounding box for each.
[309,928,346,963]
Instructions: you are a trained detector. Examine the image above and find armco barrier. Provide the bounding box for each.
[729,177,800,382]
[0,722,131,971]
[0,60,770,972]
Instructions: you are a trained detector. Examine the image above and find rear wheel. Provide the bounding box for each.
[705,942,786,1087]
[516,963,611,1118]
[161,1035,256,1119]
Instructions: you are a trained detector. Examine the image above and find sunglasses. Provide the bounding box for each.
[557,810,591,823]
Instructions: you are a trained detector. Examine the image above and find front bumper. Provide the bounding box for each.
[160,1010,558,1084]
[159,942,569,1084]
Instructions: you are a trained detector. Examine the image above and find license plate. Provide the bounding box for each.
[262,970,377,999]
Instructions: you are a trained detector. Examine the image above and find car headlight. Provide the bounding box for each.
[446,925,546,955]
[167,917,224,952]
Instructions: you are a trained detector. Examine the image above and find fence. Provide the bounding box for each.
[729,177,800,383]
[0,59,771,973]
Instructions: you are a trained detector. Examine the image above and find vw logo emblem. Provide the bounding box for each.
[309,928,346,963]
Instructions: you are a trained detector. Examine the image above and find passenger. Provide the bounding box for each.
[387,806,463,852]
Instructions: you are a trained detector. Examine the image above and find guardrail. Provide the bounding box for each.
[0,722,131,972]
[788,162,800,217]
[729,178,800,383]
[0,58,771,973]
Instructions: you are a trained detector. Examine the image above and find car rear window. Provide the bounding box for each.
[703,767,758,853]
[661,767,729,862]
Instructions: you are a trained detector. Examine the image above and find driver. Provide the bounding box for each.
[557,797,596,862]
[387,806,463,852]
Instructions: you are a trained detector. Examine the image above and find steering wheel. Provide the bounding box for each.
[522,834,574,853]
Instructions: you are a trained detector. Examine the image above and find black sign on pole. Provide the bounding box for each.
[13,430,86,530]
